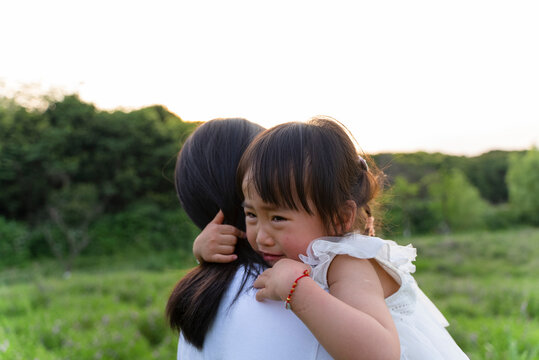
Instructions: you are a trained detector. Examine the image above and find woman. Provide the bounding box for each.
[166,118,330,359]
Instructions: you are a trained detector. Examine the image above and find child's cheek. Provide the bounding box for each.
[246,229,258,251]
[282,234,302,260]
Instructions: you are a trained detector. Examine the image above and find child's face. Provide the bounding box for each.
[242,181,327,266]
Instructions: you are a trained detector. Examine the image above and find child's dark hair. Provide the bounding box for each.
[237,116,381,235]
[166,118,266,349]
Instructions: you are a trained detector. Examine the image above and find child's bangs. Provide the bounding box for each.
[239,124,313,214]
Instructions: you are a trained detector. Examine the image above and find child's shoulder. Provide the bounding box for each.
[326,253,377,283]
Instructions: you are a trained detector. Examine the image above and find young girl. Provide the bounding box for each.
[230,117,469,359]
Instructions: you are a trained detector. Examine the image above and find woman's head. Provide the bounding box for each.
[176,118,264,231]
[168,118,266,348]
[238,116,380,238]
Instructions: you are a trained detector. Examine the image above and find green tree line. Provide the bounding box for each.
[373,148,539,236]
[0,95,199,269]
[1,94,538,269]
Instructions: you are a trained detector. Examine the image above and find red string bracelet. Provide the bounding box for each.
[285,269,310,310]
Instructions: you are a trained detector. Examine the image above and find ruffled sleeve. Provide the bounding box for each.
[299,233,416,288]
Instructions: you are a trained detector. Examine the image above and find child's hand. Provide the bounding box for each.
[193,210,245,263]
[253,259,311,302]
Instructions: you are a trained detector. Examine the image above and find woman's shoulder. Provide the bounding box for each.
[205,265,330,359]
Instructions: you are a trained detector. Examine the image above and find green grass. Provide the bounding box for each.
[1,228,539,359]
[402,227,539,360]
[0,257,191,360]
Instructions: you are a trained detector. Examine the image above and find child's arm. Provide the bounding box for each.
[192,210,244,263]
[254,257,400,360]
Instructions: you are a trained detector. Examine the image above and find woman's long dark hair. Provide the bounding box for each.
[166,118,266,349]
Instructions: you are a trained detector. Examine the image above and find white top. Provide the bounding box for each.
[299,233,470,360]
[177,265,332,360]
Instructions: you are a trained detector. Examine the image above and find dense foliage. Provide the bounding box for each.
[0,95,199,270]
[373,150,519,205]
[0,95,198,220]
[507,148,539,225]
[1,94,537,269]
[373,150,532,237]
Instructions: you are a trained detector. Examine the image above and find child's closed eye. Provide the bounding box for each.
[271,215,287,222]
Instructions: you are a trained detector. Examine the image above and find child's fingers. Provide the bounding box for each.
[217,233,239,246]
[211,210,225,224]
[211,211,245,238]
[236,229,246,239]
[253,273,266,289]
[254,273,270,301]
[216,244,236,255]
[219,225,245,240]
[255,288,268,302]
[210,254,238,263]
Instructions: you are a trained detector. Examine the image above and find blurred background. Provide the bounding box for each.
[1,1,538,359]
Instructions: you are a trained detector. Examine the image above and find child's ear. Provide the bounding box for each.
[337,200,357,234]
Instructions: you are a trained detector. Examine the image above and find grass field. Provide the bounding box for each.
[1,228,538,359]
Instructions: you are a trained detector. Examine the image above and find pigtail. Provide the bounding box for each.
[355,154,384,237]
[363,204,376,237]
[166,263,235,348]
[166,241,263,349]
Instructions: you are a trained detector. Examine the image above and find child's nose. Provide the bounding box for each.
[255,227,274,248]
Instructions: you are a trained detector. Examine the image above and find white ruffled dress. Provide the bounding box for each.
[299,234,470,360]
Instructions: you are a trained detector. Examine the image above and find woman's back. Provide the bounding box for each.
[178,265,332,360]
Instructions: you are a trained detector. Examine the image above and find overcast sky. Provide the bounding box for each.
[1,0,538,156]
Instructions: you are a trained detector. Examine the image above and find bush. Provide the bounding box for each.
[383,170,492,236]
[507,148,539,225]
[426,169,490,233]
[89,201,199,256]
[1,201,199,268]
[0,217,30,268]
[484,204,518,230]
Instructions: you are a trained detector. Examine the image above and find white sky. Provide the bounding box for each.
[1,0,538,156]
